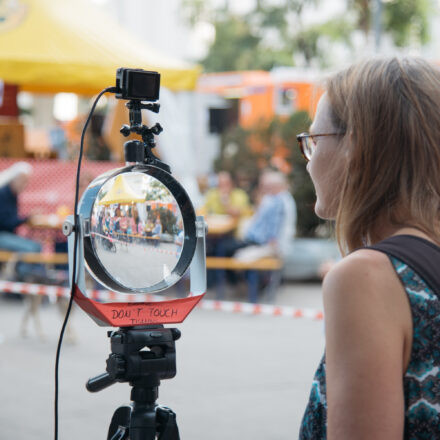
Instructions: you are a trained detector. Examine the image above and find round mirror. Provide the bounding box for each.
[79,166,196,294]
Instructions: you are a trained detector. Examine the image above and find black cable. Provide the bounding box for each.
[54,86,117,440]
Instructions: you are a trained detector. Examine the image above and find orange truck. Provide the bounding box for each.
[197,68,322,129]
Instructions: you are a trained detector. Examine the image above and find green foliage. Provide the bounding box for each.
[348,0,370,35]
[215,110,324,237]
[145,179,170,202]
[383,0,431,46]
[349,0,431,46]
[202,17,264,72]
[181,0,208,26]
[183,0,432,71]
[185,0,319,71]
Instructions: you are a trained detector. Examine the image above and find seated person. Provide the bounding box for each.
[152,218,162,237]
[218,170,297,260]
[204,171,252,261]
[0,162,44,281]
[152,218,162,247]
[145,218,154,237]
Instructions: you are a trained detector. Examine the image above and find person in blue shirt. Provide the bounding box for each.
[0,162,42,280]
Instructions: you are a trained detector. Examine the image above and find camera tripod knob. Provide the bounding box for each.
[107,353,126,380]
[120,125,131,137]
[151,123,163,135]
[171,328,181,341]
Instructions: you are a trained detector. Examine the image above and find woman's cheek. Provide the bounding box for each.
[309,158,340,220]
[308,163,325,217]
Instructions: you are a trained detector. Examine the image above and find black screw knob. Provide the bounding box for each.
[107,354,126,380]
[120,125,131,137]
[151,123,163,135]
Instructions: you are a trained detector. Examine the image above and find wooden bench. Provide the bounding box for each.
[0,250,68,265]
[206,256,282,271]
[0,251,69,286]
[206,256,283,303]
[0,252,282,303]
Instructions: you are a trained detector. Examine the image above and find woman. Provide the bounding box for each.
[298,57,440,439]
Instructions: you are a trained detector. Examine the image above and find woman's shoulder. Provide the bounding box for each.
[326,248,391,280]
[323,248,401,307]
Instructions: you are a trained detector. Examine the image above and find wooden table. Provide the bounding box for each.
[204,214,238,236]
[28,214,65,230]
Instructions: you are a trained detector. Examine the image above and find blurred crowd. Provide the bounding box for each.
[0,160,298,339]
[0,162,298,282]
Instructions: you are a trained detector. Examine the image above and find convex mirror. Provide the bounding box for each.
[78,165,197,294]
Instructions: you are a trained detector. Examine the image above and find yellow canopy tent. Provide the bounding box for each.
[98,175,145,206]
[0,0,200,94]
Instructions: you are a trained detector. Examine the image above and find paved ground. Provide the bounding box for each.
[96,238,181,288]
[0,281,324,439]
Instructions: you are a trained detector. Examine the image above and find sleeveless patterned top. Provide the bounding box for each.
[299,254,440,439]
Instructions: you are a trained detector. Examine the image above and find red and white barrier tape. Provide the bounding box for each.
[0,280,324,321]
[199,299,324,320]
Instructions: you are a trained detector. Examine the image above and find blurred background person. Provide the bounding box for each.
[0,162,44,282]
[0,162,49,340]
[203,171,251,220]
[152,217,162,247]
[203,170,252,287]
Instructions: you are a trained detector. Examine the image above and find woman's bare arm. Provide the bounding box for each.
[323,249,411,440]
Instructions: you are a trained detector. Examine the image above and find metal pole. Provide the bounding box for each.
[373,0,383,53]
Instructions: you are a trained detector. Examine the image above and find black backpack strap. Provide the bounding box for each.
[366,234,440,297]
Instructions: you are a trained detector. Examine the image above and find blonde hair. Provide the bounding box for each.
[327,57,440,254]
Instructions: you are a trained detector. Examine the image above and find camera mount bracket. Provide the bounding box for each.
[119,100,170,172]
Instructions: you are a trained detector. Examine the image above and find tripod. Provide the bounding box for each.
[86,325,181,440]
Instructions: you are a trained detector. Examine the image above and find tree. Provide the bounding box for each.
[183,0,321,70]
[348,0,431,47]
[183,0,432,71]
[145,179,171,202]
[383,0,430,47]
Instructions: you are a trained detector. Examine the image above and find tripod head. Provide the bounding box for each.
[120,99,170,173]
[87,325,181,440]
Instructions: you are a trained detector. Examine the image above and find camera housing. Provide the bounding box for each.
[115,68,160,101]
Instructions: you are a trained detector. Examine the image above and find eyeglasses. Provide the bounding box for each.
[296,132,345,162]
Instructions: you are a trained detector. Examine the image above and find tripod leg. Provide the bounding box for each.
[108,405,131,440]
[157,406,180,440]
[110,427,127,440]
[129,403,158,440]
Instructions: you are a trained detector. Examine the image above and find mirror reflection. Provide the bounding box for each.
[90,172,184,290]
